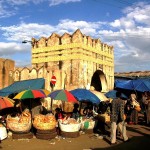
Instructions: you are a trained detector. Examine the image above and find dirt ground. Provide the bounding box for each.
[0,116,150,150]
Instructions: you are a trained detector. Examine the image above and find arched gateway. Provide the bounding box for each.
[0,29,114,92]
[30,29,114,92]
[91,70,108,92]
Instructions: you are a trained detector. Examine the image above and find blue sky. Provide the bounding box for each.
[0,0,150,73]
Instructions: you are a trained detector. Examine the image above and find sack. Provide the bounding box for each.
[97,113,110,123]
[124,114,126,120]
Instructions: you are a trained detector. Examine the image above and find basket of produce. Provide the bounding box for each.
[33,114,57,130]
[6,111,31,133]
[80,118,95,130]
[59,118,81,132]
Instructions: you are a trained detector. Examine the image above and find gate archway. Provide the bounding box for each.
[91,70,108,92]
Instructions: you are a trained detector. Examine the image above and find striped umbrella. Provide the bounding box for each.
[0,96,14,110]
[48,89,77,102]
[13,89,47,100]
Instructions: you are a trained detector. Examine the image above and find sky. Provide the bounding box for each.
[0,0,150,73]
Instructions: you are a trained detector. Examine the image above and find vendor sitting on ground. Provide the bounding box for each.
[71,103,80,120]
[55,107,65,135]
[83,102,94,118]
[55,108,64,120]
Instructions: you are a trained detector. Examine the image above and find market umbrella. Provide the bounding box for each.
[0,96,14,110]
[70,88,100,104]
[13,89,47,114]
[105,90,128,99]
[90,90,108,102]
[48,89,78,111]
[38,89,50,96]
[48,89,77,102]
[13,89,48,126]
[13,89,47,100]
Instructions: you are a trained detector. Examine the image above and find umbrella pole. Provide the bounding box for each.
[50,84,55,112]
[79,102,82,115]
[29,98,33,133]
[50,98,53,112]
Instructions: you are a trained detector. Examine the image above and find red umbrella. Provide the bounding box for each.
[0,96,14,110]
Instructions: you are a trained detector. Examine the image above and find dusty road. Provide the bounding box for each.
[0,116,150,150]
[1,124,150,150]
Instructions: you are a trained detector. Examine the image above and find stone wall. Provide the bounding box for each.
[0,58,15,89]
[30,29,114,92]
[0,29,114,93]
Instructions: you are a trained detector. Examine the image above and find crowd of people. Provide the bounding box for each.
[0,90,150,145]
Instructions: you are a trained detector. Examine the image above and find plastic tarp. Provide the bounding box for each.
[105,90,128,99]
[0,78,45,96]
[115,78,150,92]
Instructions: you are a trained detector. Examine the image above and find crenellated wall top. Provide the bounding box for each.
[14,66,47,73]
[31,29,114,51]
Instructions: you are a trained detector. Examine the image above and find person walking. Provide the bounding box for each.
[129,93,139,125]
[110,91,129,145]
[142,92,150,125]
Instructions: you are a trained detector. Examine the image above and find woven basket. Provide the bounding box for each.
[33,122,56,130]
[6,118,31,132]
[33,114,57,130]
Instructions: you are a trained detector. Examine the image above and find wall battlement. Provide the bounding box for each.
[0,29,114,92]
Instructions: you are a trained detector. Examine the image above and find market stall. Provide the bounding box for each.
[33,114,57,140]
[6,110,33,139]
[59,118,81,138]
[6,110,31,133]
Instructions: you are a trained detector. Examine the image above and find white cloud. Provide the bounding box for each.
[0,1,150,72]
[110,20,121,27]
[0,23,55,41]
[0,20,103,41]
[0,42,29,55]
[0,42,31,67]
[57,19,102,37]
[123,2,150,25]
[0,1,16,18]
[0,0,82,18]
[49,0,81,6]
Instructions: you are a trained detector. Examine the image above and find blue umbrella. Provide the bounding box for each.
[105,90,128,99]
[70,88,100,104]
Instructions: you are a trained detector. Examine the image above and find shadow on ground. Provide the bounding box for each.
[92,122,150,150]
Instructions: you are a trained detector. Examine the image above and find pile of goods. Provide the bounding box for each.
[6,110,31,133]
[59,118,81,132]
[80,117,96,130]
[33,114,56,130]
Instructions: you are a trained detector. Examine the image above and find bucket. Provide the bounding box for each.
[0,126,7,140]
